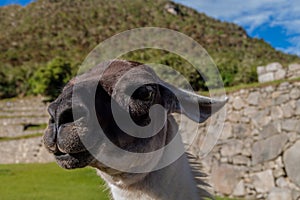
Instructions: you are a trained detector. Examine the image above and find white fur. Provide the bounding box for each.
[94,117,209,200]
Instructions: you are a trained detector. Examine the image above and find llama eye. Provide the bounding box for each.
[140,90,153,101]
[132,86,155,101]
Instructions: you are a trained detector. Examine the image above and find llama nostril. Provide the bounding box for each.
[58,108,74,127]
[58,105,88,127]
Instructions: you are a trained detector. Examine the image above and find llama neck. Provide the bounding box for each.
[104,154,200,200]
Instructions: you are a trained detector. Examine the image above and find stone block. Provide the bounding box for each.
[257,66,266,74]
[264,85,274,93]
[259,123,280,139]
[272,91,283,99]
[252,110,271,127]
[282,103,294,118]
[233,180,245,196]
[274,94,290,105]
[281,119,299,132]
[252,134,288,165]
[296,99,300,115]
[259,73,274,83]
[233,155,250,165]
[210,164,243,195]
[278,82,291,90]
[266,62,282,72]
[284,140,300,187]
[251,169,275,193]
[273,168,285,178]
[292,189,300,200]
[290,88,300,99]
[271,106,284,119]
[243,107,257,118]
[288,63,300,71]
[247,91,260,105]
[232,96,245,110]
[227,111,241,123]
[276,176,290,188]
[220,123,232,140]
[274,68,286,80]
[220,139,243,157]
[287,64,300,79]
[267,188,292,200]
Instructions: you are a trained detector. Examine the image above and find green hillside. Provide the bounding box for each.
[0,0,299,98]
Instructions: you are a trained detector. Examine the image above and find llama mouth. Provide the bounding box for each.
[54,151,67,156]
[54,150,94,169]
[54,150,90,159]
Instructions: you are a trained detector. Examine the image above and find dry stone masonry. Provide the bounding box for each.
[183,80,300,200]
[257,62,300,83]
[0,97,54,163]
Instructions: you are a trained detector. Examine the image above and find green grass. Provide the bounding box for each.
[24,123,48,131]
[0,163,240,200]
[216,197,240,200]
[0,163,110,200]
[0,133,43,142]
[199,76,300,96]
[224,76,300,94]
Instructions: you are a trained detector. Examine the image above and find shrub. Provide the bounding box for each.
[0,64,36,98]
[0,69,16,98]
[29,57,72,100]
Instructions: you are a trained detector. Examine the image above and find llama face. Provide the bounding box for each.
[44,82,95,169]
[44,61,172,170]
[43,60,227,172]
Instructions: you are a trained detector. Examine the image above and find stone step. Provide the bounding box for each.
[0,117,48,126]
[0,109,47,114]
[0,97,49,117]
[0,97,47,108]
[0,124,46,137]
[0,125,23,137]
[0,137,54,164]
[0,109,47,115]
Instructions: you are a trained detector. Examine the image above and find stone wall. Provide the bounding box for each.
[0,97,54,164]
[185,80,300,200]
[257,63,300,83]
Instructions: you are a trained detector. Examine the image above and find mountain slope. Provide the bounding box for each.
[0,0,299,97]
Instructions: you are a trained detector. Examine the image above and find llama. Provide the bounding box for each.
[43,60,227,200]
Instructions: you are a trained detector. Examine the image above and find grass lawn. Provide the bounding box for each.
[0,163,237,200]
[0,163,110,200]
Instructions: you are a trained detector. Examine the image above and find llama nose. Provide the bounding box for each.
[55,105,90,154]
[44,123,59,153]
[44,102,59,153]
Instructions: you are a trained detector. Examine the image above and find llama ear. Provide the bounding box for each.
[159,83,228,123]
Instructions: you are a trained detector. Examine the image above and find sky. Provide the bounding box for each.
[173,0,300,56]
[0,0,33,6]
[1,0,299,56]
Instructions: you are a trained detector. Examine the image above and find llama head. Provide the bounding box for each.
[43,60,227,172]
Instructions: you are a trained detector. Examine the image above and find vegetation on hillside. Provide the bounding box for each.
[0,0,299,98]
[29,57,73,99]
